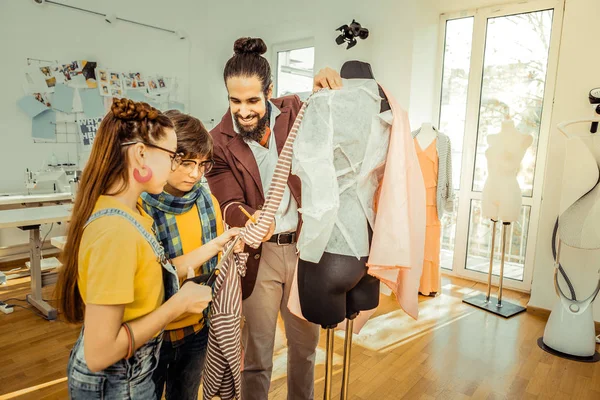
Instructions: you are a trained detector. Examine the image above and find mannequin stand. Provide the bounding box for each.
[323,326,335,400]
[340,316,356,400]
[463,220,527,318]
[322,314,358,400]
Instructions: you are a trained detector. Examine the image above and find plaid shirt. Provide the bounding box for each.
[165,319,206,344]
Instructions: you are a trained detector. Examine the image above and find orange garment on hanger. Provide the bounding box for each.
[415,138,442,296]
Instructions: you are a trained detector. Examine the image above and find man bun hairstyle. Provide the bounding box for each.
[224,37,272,96]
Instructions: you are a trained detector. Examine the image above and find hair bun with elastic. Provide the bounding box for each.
[111,98,159,121]
[233,37,267,56]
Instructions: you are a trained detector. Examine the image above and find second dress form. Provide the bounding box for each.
[416,138,442,296]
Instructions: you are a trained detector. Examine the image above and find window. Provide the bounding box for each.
[436,1,563,291]
[439,17,474,271]
[274,42,315,100]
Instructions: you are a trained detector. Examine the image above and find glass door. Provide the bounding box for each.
[436,1,564,291]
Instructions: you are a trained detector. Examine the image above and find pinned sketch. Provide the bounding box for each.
[52,61,78,84]
[73,89,83,113]
[81,61,98,88]
[39,66,57,89]
[97,69,124,97]
[147,76,159,93]
[49,61,95,88]
[123,72,146,90]
[18,94,50,118]
[148,75,168,94]
[52,83,75,113]
[25,65,55,93]
[123,76,135,90]
[80,89,105,118]
[33,93,52,108]
[98,69,108,83]
[110,73,123,97]
[99,83,110,96]
[134,72,146,89]
[32,109,57,141]
[78,117,102,147]
[157,76,167,91]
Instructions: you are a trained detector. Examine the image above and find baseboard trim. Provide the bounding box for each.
[527,305,600,334]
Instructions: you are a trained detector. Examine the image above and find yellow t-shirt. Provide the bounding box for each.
[78,195,164,323]
[165,195,224,331]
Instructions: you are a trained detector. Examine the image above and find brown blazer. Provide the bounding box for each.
[205,95,303,299]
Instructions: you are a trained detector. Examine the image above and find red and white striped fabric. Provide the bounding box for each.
[202,98,311,400]
[202,239,247,400]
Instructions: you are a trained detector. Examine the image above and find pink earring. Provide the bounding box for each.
[133,167,153,183]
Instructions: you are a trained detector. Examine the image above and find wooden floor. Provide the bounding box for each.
[1,271,599,400]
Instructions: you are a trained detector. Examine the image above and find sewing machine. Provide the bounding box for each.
[25,165,81,198]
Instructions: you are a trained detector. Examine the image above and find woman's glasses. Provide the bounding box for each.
[121,141,184,171]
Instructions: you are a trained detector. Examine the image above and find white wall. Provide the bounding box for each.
[528,0,600,319]
[408,0,440,128]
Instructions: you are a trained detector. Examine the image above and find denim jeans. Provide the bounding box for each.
[67,330,163,399]
[152,326,209,400]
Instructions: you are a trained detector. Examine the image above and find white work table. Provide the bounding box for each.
[0,204,72,229]
[0,204,72,320]
[0,192,72,207]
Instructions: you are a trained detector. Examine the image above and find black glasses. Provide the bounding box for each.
[179,159,215,175]
[121,141,184,171]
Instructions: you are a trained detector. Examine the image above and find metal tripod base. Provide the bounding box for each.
[323,317,356,400]
[463,293,526,318]
[340,319,354,400]
[464,220,525,318]
[323,327,335,400]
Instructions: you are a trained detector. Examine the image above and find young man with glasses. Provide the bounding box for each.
[141,110,244,400]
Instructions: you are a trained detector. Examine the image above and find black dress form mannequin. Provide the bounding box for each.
[297,232,379,327]
[296,60,388,400]
[297,60,388,327]
[340,60,391,113]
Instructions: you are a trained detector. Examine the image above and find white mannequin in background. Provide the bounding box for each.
[482,119,533,222]
[416,122,437,149]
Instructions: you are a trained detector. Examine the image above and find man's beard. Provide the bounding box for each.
[234,111,269,142]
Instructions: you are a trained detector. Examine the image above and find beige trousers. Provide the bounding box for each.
[241,242,320,400]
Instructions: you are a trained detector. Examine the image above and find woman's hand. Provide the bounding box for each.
[177,281,213,314]
[212,227,241,251]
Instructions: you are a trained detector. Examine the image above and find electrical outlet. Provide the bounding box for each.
[0,304,14,314]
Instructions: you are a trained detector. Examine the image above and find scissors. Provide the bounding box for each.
[182,236,242,287]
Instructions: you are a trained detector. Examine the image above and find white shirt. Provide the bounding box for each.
[233,101,299,234]
[292,79,391,261]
